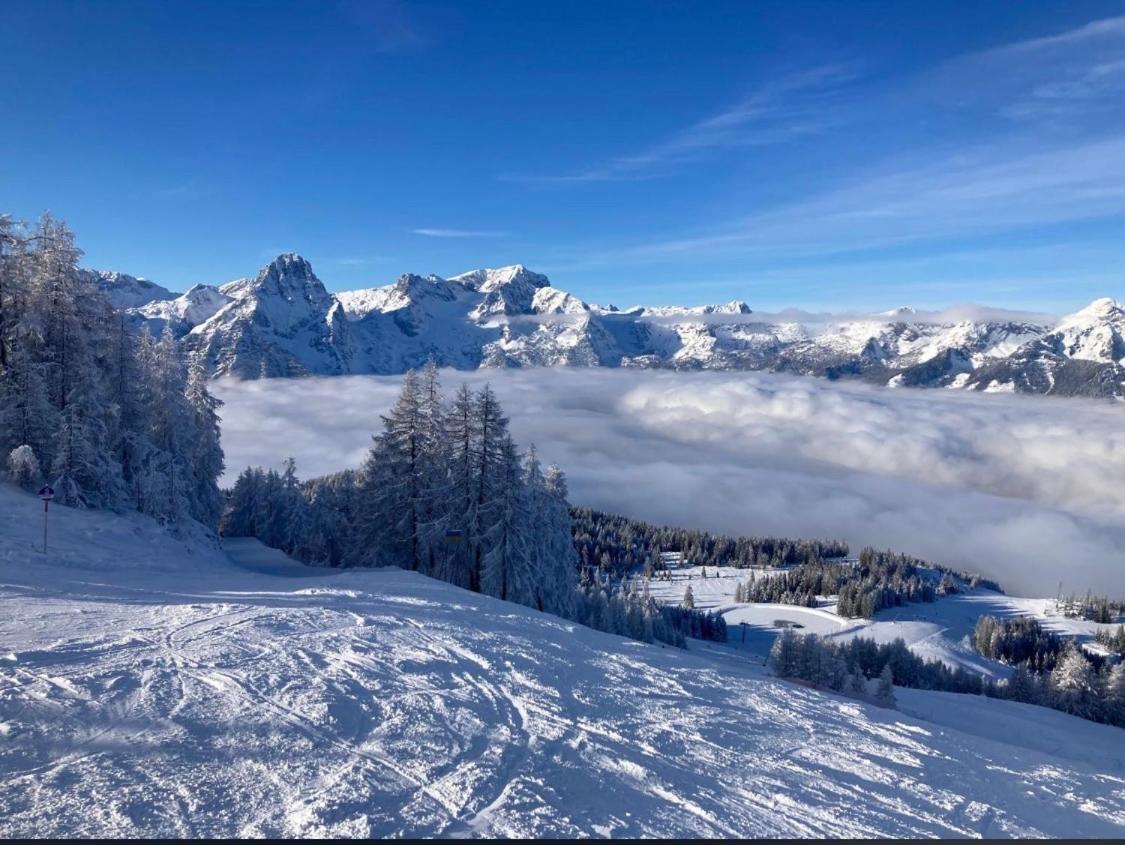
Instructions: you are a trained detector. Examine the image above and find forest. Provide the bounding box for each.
[773,630,1125,728]
[738,547,1000,619]
[0,215,223,526]
[570,506,849,576]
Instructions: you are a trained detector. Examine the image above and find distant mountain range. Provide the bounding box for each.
[86,255,1125,398]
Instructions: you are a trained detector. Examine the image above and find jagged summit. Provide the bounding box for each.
[881,306,917,318]
[241,253,327,299]
[450,264,551,292]
[1061,296,1123,325]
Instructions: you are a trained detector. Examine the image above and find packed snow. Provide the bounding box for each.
[1,484,1123,838]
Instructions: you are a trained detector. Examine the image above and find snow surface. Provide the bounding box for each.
[1,485,1123,838]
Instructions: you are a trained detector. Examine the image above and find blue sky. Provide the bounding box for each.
[3,1,1124,311]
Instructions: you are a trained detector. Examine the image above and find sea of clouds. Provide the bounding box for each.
[213,369,1125,596]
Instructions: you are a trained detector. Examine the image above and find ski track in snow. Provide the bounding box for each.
[0,488,1123,837]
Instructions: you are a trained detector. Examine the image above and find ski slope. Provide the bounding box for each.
[1,485,1123,838]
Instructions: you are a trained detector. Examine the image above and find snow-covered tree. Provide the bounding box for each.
[472,384,509,592]
[481,436,535,605]
[184,354,225,527]
[1103,662,1125,728]
[876,664,896,707]
[538,461,577,616]
[5,444,39,487]
[1049,645,1099,719]
[770,628,800,678]
[442,382,480,588]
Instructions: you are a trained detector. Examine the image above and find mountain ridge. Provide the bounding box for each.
[104,254,1124,397]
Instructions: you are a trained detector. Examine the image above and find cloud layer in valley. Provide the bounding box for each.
[213,370,1125,597]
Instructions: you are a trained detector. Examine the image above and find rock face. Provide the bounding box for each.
[94,255,1124,397]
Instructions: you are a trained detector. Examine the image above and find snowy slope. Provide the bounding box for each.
[1,485,1123,838]
[81,269,178,309]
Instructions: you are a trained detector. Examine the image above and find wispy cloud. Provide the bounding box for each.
[557,16,1125,269]
[504,64,860,183]
[411,228,508,239]
[936,14,1125,124]
[607,136,1125,262]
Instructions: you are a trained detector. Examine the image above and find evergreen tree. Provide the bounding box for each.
[770,628,800,678]
[472,384,509,593]
[443,383,480,588]
[1049,645,1098,719]
[481,436,535,605]
[1103,662,1125,728]
[876,664,896,707]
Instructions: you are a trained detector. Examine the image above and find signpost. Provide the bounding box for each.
[38,485,54,554]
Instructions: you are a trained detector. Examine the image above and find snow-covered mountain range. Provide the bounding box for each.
[105,254,1125,397]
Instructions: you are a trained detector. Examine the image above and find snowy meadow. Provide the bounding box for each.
[215,369,1125,597]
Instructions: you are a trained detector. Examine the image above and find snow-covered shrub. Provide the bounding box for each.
[6,444,40,488]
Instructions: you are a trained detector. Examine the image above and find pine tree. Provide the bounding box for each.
[481,436,535,605]
[358,370,427,569]
[443,383,480,587]
[876,663,896,707]
[682,584,695,609]
[770,628,800,677]
[472,384,509,593]
[1006,664,1041,705]
[539,462,578,616]
[221,467,263,537]
[184,354,225,526]
[1103,662,1125,728]
[1049,646,1098,719]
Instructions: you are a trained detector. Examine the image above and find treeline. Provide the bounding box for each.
[742,547,998,619]
[222,366,576,616]
[1094,625,1125,656]
[570,506,848,577]
[1059,593,1124,624]
[974,615,1063,673]
[572,573,728,649]
[773,630,1125,728]
[0,214,223,525]
[971,615,1125,726]
[771,631,983,705]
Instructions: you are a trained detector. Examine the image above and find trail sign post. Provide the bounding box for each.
[38,485,54,554]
